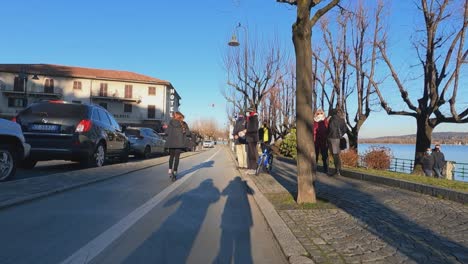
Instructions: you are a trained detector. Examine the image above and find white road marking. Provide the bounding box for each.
[60,150,220,264]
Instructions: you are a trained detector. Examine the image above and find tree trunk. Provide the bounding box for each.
[293,13,316,204]
[413,115,433,174]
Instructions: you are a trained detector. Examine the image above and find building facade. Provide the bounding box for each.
[0,64,180,131]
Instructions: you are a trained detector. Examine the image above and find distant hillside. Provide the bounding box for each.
[359,132,468,145]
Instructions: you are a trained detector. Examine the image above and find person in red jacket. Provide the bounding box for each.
[314,109,329,173]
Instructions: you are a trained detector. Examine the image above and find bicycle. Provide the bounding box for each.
[255,143,273,175]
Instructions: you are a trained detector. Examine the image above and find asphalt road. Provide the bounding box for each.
[13,155,162,181]
[0,147,287,264]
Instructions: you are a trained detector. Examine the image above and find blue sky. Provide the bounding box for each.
[2,0,466,138]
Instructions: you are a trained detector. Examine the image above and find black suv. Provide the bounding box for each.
[15,100,129,168]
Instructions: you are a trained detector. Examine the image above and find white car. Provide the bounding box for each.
[203,140,215,148]
[0,119,31,181]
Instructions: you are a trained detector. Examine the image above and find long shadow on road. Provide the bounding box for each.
[123,179,220,264]
[213,176,254,264]
[271,160,468,263]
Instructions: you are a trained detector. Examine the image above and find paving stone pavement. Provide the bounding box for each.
[249,159,468,264]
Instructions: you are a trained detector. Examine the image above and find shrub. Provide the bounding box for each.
[279,128,297,159]
[363,146,392,170]
[340,149,359,167]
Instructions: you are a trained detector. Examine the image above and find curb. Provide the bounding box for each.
[0,151,203,210]
[276,156,468,205]
[228,150,314,264]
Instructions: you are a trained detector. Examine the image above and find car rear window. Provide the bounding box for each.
[23,103,88,118]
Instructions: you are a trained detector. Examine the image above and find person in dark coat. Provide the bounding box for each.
[432,144,445,178]
[327,108,347,176]
[422,148,435,177]
[164,111,190,181]
[245,107,259,175]
[232,113,247,169]
[314,109,329,173]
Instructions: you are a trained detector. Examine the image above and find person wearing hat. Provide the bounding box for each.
[232,112,247,169]
[432,144,446,178]
[245,107,259,174]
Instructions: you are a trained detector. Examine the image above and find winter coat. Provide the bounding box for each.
[232,116,247,145]
[432,151,445,169]
[314,119,328,148]
[164,119,191,149]
[245,114,259,143]
[422,154,435,171]
[327,115,346,139]
[258,126,272,144]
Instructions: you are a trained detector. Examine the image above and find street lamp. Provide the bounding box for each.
[228,23,248,112]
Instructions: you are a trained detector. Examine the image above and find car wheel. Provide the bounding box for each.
[143,146,151,159]
[82,143,106,167]
[18,157,37,169]
[0,145,16,181]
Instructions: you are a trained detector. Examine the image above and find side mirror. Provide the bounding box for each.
[121,125,127,133]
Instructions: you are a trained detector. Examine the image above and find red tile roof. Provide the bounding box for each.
[0,64,171,86]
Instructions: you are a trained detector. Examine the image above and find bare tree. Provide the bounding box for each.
[223,36,285,111]
[258,63,296,140]
[278,0,340,204]
[372,0,468,171]
[316,1,383,150]
[191,118,219,140]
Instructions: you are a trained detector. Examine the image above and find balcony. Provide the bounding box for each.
[0,86,62,99]
[90,90,141,103]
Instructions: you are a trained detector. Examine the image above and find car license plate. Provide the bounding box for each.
[31,124,59,132]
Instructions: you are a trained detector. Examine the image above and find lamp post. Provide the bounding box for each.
[228,23,248,112]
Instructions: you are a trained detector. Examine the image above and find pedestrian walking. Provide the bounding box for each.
[314,109,329,173]
[432,144,445,178]
[232,112,248,169]
[327,107,347,176]
[258,122,272,153]
[245,107,259,175]
[164,111,190,181]
[422,147,435,177]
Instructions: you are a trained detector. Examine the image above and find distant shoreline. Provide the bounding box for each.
[359,142,468,146]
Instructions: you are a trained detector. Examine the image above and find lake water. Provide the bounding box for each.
[358,144,468,164]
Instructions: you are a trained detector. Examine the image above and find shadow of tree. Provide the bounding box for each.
[271,159,468,263]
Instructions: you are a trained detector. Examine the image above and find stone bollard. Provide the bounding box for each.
[445,161,455,180]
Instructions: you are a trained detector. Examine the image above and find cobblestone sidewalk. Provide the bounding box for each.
[249,159,468,264]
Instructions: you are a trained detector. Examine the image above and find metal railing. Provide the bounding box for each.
[452,162,468,182]
[358,156,468,182]
[389,158,414,174]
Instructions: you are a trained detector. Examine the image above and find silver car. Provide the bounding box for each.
[203,140,215,148]
[125,127,166,159]
[0,118,31,181]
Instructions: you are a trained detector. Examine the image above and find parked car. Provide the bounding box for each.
[14,100,129,168]
[203,140,215,148]
[0,119,30,181]
[125,127,166,159]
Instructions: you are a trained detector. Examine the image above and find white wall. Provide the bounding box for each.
[0,71,178,125]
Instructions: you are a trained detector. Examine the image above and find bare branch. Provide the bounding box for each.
[377,43,419,112]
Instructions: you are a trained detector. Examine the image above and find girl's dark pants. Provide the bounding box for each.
[169,148,183,171]
[315,143,329,172]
